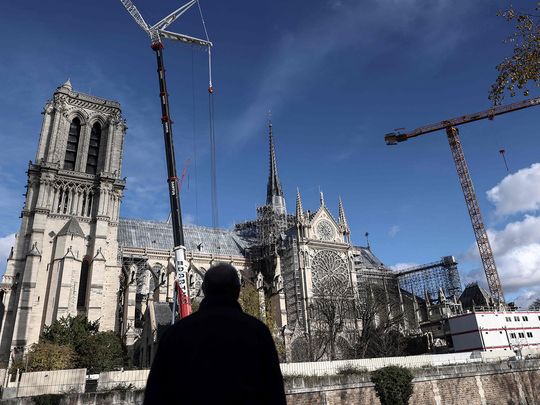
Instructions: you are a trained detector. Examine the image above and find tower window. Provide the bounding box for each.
[86,123,101,175]
[77,259,90,309]
[64,118,81,170]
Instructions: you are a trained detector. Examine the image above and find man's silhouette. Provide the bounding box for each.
[144,263,287,405]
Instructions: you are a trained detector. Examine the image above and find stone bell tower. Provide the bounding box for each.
[0,81,126,364]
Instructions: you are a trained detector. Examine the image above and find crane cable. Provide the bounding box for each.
[197,0,219,228]
[191,47,199,223]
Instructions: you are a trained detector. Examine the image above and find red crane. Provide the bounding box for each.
[385,96,540,306]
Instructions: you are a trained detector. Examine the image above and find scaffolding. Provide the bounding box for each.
[396,256,462,302]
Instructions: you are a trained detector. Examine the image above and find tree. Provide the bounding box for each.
[239,281,285,360]
[352,282,407,359]
[529,298,540,310]
[310,279,355,360]
[490,3,540,105]
[35,315,127,373]
[77,331,126,373]
[371,366,414,405]
[25,343,76,372]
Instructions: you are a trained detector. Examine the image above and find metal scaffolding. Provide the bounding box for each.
[396,256,462,302]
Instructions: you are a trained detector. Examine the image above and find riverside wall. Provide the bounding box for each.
[1,359,539,404]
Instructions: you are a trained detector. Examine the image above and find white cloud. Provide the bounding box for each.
[390,262,418,271]
[0,234,15,274]
[463,215,540,292]
[487,163,540,217]
[461,165,540,298]
[513,287,540,309]
[388,225,400,238]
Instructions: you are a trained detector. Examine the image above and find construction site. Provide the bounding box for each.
[2,5,540,404]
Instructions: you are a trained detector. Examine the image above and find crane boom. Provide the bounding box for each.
[385,96,540,145]
[119,0,150,32]
[383,96,540,306]
[118,0,213,322]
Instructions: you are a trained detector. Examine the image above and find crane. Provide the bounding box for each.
[118,0,212,321]
[385,96,540,306]
[178,158,191,192]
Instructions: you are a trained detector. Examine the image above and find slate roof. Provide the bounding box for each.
[118,218,254,257]
[459,282,492,309]
[352,246,386,269]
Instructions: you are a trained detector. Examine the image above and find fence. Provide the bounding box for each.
[279,349,531,376]
[2,348,537,399]
[97,369,149,391]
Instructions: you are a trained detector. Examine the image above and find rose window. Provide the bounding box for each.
[311,250,349,295]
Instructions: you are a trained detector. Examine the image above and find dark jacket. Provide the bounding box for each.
[144,297,287,405]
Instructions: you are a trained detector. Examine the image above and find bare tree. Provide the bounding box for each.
[310,278,355,361]
[352,282,407,358]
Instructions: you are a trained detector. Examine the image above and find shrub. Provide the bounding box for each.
[371,366,414,405]
[32,394,62,405]
[26,342,76,371]
[337,365,367,376]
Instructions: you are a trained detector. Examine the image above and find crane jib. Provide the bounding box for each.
[391,96,540,142]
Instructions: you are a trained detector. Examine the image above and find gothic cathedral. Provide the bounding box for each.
[0,83,460,365]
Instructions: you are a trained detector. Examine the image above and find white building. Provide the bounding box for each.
[449,310,540,353]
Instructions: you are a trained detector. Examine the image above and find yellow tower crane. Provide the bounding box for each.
[385,96,540,306]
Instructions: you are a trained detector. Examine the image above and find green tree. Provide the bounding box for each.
[26,342,76,372]
[239,282,285,360]
[41,315,99,349]
[77,331,126,373]
[371,366,414,405]
[37,315,126,372]
[239,282,262,319]
[490,3,540,104]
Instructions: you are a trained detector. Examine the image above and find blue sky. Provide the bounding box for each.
[1,0,540,305]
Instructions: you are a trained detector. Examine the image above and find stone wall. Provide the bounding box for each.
[285,359,540,405]
[1,359,539,404]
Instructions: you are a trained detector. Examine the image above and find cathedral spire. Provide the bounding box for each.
[338,197,350,233]
[296,187,304,221]
[266,120,286,215]
[58,78,72,91]
[267,120,284,204]
[319,190,325,206]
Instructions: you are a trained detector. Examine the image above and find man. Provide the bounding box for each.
[144,263,287,405]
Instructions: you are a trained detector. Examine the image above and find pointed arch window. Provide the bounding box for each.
[64,118,81,170]
[77,259,90,309]
[86,123,101,175]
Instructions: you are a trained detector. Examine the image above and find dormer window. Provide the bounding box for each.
[86,123,101,174]
[64,117,81,170]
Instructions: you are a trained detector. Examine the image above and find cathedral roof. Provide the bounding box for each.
[118,218,253,257]
[459,282,492,309]
[352,246,386,270]
[57,217,85,238]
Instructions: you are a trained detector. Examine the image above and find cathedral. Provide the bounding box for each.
[0,82,462,366]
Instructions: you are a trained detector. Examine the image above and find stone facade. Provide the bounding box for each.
[0,81,126,364]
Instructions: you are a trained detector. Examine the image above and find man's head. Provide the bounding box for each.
[202,263,241,300]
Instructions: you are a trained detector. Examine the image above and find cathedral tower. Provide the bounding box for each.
[0,81,126,363]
